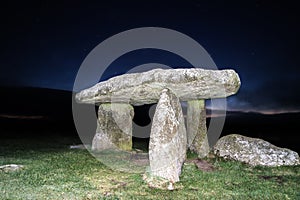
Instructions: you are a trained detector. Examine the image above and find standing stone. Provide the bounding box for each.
[187,100,210,158]
[92,103,134,151]
[149,89,187,183]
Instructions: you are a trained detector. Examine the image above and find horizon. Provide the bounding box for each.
[0,83,299,154]
[1,84,300,116]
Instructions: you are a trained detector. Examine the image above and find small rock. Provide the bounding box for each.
[134,148,144,153]
[214,134,300,167]
[0,164,24,172]
[167,182,174,190]
[69,144,90,149]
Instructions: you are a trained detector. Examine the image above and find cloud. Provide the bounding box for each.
[226,76,300,113]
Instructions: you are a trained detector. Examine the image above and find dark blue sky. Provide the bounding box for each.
[1,0,299,113]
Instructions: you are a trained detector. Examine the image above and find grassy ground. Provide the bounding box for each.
[0,135,299,200]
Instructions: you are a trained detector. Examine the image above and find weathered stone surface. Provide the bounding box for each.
[76,68,240,106]
[149,89,187,183]
[92,103,134,151]
[143,171,177,190]
[187,100,210,158]
[214,134,300,167]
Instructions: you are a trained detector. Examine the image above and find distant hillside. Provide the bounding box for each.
[0,87,77,135]
[0,86,73,117]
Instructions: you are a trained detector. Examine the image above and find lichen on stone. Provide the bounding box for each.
[214,134,300,167]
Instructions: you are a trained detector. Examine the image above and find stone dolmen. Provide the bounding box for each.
[76,68,240,184]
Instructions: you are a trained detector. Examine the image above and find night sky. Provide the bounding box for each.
[1,0,299,114]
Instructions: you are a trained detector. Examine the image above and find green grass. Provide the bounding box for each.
[0,135,299,200]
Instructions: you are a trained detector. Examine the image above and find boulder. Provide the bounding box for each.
[92,103,134,151]
[187,100,210,158]
[76,68,240,105]
[214,134,300,167]
[148,89,187,183]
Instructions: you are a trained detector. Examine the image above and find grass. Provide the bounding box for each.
[0,135,299,200]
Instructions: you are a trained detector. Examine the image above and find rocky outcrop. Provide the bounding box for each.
[214,134,300,167]
[92,103,134,151]
[148,89,187,183]
[75,68,240,105]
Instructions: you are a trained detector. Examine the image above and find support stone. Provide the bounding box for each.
[187,100,210,158]
[149,89,187,183]
[92,103,134,151]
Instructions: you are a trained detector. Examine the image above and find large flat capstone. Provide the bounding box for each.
[76,68,240,106]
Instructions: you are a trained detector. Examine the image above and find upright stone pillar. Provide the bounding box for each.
[187,100,210,158]
[149,89,187,183]
[92,103,134,151]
